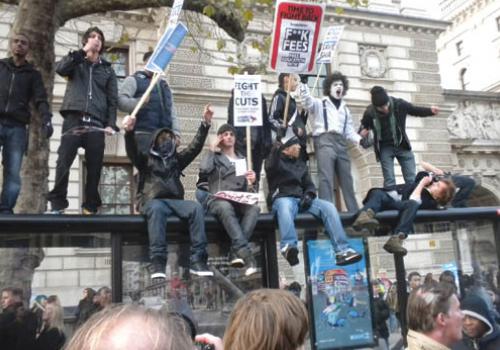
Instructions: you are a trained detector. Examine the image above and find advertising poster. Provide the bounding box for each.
[269,1,325,73]
[316,25,344,64]
[306,239,374,350]
[233,75,263,127]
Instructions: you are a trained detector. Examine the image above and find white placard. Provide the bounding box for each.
[234,158,247,176]
[316,25,344,64]
[214,191,259,205]
[233,75,263,127]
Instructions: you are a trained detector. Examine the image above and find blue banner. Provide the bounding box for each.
[145,22,188,73]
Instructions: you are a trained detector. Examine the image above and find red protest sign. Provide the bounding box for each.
[269,0,325,73]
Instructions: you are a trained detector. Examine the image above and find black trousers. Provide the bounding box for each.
[48,117,105,211]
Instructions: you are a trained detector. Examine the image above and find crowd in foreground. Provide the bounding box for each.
[2,277,500,350]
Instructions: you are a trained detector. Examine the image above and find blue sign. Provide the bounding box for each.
[306,239,374,350]
[145,22,188,73]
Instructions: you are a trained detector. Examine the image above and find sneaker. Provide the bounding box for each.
[336,248,362,266]
[281,245,299,266]
[243,254,258,276]
[45,209,65,215]
[150,257,166,281]
[228,251,245,268]
[383,235,407,255]
[190,261,214,277]
[352,209,379,230]
[82,207,97,215]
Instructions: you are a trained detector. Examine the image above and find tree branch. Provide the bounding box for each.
[58,0,246,41]
[0,0,19,4]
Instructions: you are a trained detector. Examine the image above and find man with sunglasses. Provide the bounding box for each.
[359,86,439,188]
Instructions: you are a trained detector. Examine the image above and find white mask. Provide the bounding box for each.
[329,80,344,100]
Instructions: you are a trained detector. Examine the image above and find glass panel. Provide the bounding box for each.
[95,164,133,214]
[121,239,266,336]
[0,233,111,339]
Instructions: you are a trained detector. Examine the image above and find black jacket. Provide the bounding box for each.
[35,327,66,350]
[373,296,390,340]
[0,302,37,350]
[56,50,118,130]
[362,171,439,210]
[228,90,272,157]
[199,150,250,194]
[452,327,500,350]
[0,57,51,124]
[137,123,210,210]
[265,143,316,207]
[360,97,434,161]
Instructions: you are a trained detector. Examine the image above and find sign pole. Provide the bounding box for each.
[243,72,253,189]
[311,63,324,96]
[130,73,162,119]
[282,76,292,129]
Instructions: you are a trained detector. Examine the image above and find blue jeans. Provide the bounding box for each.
[0,123,27,213]
[379,144,416,187]
[362,189,420,235]
[143,199,208,263]
[272,197,350,253]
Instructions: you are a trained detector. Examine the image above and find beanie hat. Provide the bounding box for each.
[281,136,301,150]
[217,123,236,135]
[461,294,494,335]
[370,86,389,107]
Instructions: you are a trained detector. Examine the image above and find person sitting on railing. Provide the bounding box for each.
[348,170,456,256]
[265,136,362,267]
[199,124,259,277]
[132,104,214,282]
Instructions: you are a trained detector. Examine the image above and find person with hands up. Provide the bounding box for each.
[265,136,362,267]
[349,167,456,256]
[0,32,53,214]
[199,123,260,276]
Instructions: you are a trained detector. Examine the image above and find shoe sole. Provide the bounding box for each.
[151,272,166,279]
[345,227,373,238]
[245,267,258,276]
[230,259,245,268]
[336,253,362,266]
[383,244,408,256]
[189,269,214,277]
[355,220,380,231]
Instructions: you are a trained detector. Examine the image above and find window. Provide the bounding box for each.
[456,40,463,56]
[103,47,129,85]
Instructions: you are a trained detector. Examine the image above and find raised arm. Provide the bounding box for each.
[55,50,85,77]
[420,161,444,176]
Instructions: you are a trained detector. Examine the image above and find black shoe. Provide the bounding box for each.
[150,257,166,281]
[281,245,299,266]
[336,248,362,266]
[228,251,245,268]
[190,261,214,277]
[383,235,407,256]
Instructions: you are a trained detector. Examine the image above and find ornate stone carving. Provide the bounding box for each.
[359,44,387,78]
[447,102,500,140]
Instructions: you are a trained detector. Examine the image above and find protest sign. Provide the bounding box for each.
[145,22,188,73]
[316,25,344,64]
[233,75,263,127]
[269,0,325,73]
[214,191,259,205]
[145,0,184,73]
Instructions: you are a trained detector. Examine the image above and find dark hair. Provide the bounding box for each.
[322,71,349,96]
[82,26,105,54]
[408,271,421,282]
[278,73,290,89]
[143,51,153,63]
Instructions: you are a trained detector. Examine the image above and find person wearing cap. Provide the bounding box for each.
[359,86,439,188]
[265,136,362,267]
[199,123,259,276]
[298,71,361,211]
[452,294,500,350]
[136,104,214,282]
[119,50,180,199]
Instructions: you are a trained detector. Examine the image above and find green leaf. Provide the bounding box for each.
[234,0,243,8]
[203,5,215,17]
[228,66,240,75]
[243,9,254,22]
[190,46,198,53]
[216,39,226,51]
[335,7,344,14]
[227,56,234,63]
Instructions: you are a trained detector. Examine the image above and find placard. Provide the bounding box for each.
[316,26,344,64]
[269,1,325,73]
[214,191,259,205]
[145,22,188,73]
[305,239,375,350]
[233,75,263,127]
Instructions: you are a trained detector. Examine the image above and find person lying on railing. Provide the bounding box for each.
[348,168,456,256]
[265,136,362,267]
[134,104,214,283]
[199,124,259,277]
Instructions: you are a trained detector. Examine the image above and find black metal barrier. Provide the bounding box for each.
[0,206,499,339]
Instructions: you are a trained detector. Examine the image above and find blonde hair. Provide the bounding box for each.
[223,289,309,350]
[64,304,193,350]
[45,299,65,333]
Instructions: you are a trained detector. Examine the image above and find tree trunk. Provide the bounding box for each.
[0,0,59,299]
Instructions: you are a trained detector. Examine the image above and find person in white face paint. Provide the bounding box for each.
[299,71,361,211]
